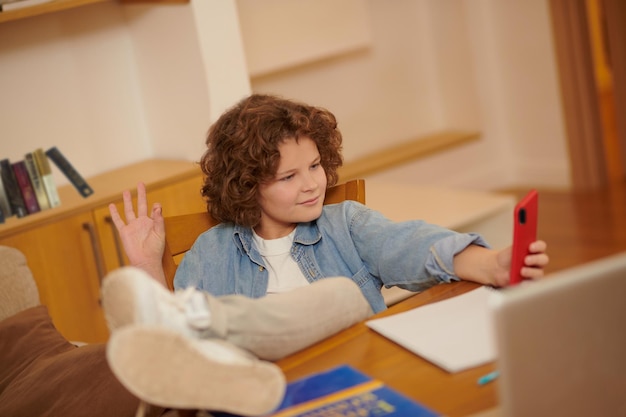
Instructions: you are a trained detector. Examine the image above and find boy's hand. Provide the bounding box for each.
[108,182,167,284]
[496,240,549,286]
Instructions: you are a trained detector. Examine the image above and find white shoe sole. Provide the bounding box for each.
[106,326,286,416]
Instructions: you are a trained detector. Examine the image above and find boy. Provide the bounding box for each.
[104,94,548,415]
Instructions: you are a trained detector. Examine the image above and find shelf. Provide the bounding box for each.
[0,159,201,238]
[0,0,188,23]
[0,0,107,23]
[338,130,481,181]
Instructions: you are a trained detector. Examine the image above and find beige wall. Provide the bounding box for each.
[0,1,250,187]
[246,0,571,190]
[0,0,570,190]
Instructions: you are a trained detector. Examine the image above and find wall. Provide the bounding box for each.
[0,0,250,187]
[0,3,148,184]
[377,0,571,189]
[0,0,570,191]
[246,0,571,190]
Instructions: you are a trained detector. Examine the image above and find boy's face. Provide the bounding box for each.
[256,136,327,239]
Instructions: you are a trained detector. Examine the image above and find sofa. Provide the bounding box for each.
[0,245,166,417]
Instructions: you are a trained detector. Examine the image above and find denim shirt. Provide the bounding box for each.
[174,200,488,313]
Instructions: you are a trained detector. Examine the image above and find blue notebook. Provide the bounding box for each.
[216,365,439,417]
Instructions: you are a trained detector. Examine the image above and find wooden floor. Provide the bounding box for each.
[504,180,626,274]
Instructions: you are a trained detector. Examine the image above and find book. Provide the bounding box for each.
[0,169,12,218]
[12,160,40,214]
[33,148,61,208]
[215,365,440,417]
[366,287,496,373]
[0,159,28,218]
[45,146,94,198]
[24,152,50,211]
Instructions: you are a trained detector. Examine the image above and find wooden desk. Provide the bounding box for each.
[276,281,498,417]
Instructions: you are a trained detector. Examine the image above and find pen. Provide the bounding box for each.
[477,370,499,386]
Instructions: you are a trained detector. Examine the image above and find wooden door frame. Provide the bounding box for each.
[603,0,626,180]
[548,0,626,190]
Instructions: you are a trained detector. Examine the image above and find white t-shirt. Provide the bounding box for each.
[252,229,310,294]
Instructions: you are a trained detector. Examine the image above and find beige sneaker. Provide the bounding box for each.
[101,267,214,337]
[107,325,286,416]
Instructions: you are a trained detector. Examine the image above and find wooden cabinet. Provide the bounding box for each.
[0,159,205,343]
[0,211,109,343]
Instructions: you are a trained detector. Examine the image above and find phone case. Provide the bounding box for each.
[509,189,538,285]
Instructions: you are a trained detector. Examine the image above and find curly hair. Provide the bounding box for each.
[199,94,343,227]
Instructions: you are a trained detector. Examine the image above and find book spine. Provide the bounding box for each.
[0,159,28,218]
[45,147,94,198]
[0,168,12,218]
[24,152,51,211]
[12,160,41,214]
[33,148,61,208]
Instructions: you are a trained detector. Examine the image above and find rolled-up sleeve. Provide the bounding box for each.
[425,233,490,283]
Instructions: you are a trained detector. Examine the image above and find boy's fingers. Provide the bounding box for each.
[122,190,136,221]
[525,253,550,267]
[521,267,545,280]
[108,204,125,230]
[136,182,148,217]
[529,240,547,253]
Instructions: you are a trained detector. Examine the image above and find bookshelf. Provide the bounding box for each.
[0,0,188,24]
[0,159,206,343]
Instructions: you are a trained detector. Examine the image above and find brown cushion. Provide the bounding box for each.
[0,305,141,417]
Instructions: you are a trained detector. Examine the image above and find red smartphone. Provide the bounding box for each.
[509,189,538,285]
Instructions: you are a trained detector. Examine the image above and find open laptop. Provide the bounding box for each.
[485,252,626,417]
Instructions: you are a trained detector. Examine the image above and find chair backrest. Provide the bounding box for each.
[162,179,366,290]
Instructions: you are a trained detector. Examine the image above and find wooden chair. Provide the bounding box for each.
[161,179,366,290]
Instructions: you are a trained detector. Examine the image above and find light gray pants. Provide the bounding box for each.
[205,277,374,361]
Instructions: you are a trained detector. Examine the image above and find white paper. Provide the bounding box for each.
[366,286,496,373]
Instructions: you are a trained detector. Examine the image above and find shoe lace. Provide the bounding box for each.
[173,287,212,330]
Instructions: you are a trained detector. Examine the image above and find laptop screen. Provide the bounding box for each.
[489,252,626,417]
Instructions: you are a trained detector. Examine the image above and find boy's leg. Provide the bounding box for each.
[209,278,374,360]
[102,268,373,361]
[102,270,372,414]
